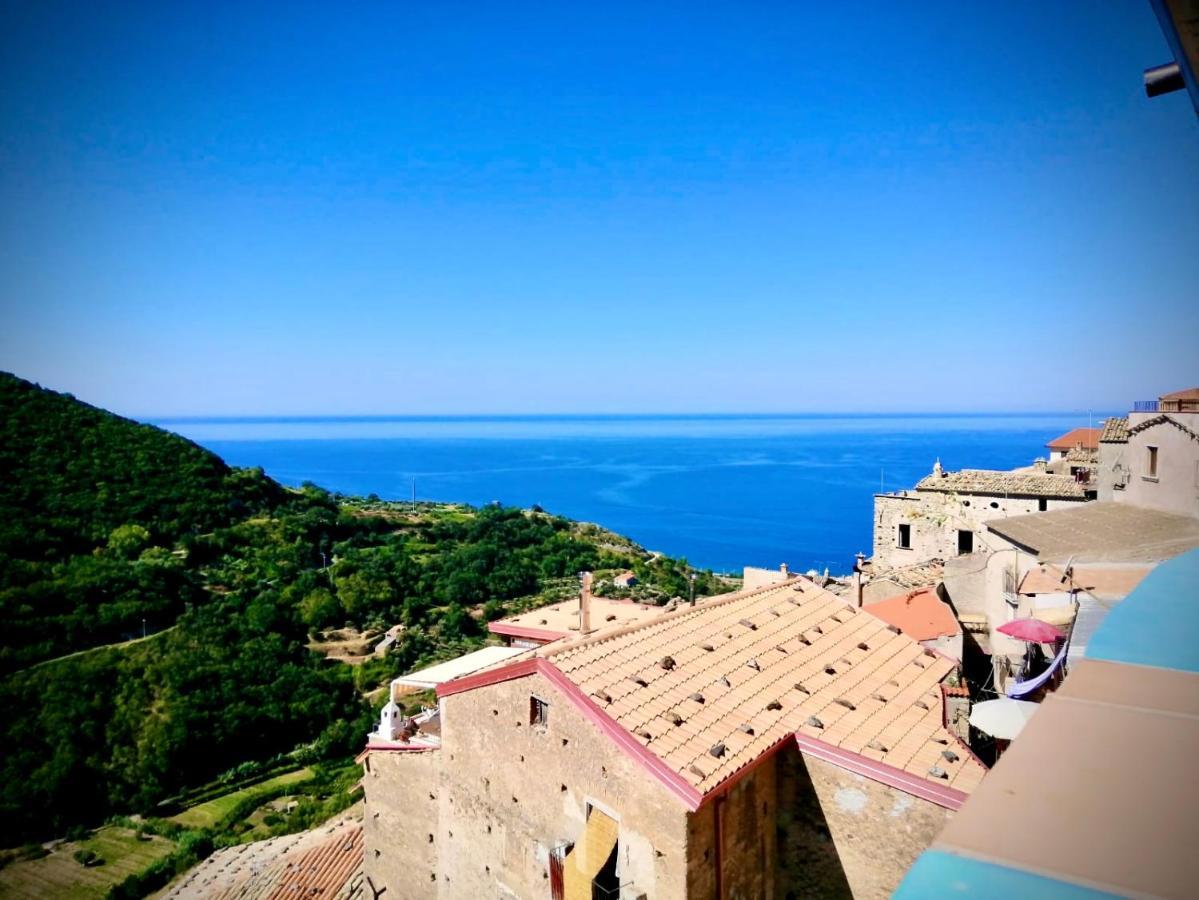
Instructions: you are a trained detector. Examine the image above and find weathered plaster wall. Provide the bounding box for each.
[1096,440,1126,502]
[788,751,954,900]
[436,672,689,900]
[362,748,442,898]
[871,491,1082,569]
[1119,413,1199,517]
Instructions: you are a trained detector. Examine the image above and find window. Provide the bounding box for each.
[1147,446,1159,478]
[897,523,911,549]
[1038,498,1048,512]
[957,530,974,555]
[530,695,549,728]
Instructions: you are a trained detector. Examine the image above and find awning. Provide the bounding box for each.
[564,809,618,900]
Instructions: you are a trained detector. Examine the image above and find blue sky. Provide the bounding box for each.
[1,2,1196,416]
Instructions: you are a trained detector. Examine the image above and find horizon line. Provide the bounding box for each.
[144,410,1122,425]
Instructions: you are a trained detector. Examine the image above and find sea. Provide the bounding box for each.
[155,414,1103,575]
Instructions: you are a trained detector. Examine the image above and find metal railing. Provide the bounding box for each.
[1133,400,1159,412]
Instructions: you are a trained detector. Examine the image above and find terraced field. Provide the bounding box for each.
[168,768,313,829]
[0,827,175,899]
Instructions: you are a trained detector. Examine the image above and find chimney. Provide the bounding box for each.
[853,552,866,608]
[780,563,789,576]
[579,571,594,636]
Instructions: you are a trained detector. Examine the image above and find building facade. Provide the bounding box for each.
[1095,388,1199,517]
[361,578,986,899]
[871,461,1090,569]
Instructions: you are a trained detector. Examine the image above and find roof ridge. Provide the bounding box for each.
[539,577,812,660]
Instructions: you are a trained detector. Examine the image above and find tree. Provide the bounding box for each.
[299,588,341,631]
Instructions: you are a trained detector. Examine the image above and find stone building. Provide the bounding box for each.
[361,577,986,900]
[870,460,1091,569]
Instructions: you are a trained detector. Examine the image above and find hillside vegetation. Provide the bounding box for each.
[0,373,722,846]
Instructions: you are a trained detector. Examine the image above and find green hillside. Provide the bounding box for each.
[0,373,725,846]
[0,373,285,671]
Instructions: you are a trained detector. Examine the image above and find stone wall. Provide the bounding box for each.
[784,751,954,900]
[684,760,778,899]
[437,672,689,900]
[362,748,441,898]
[872,490,1081,569]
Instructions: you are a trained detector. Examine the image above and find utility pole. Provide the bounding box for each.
[142,618,146,639]
[411,478,416,513]
[689,573,697,606]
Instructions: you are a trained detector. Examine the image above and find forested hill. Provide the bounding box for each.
[0,371,282,560]
[0,374,724,845]
[0,372,286,671]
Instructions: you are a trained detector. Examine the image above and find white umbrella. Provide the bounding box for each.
[969,698,1040,740]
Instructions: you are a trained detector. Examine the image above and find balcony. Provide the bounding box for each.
[1133,400,1159,412]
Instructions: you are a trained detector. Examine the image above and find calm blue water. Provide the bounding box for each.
[155,414,1100,574]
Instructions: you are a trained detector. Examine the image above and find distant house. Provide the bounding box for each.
[1045,428,1102,460]
[871,459,1091,569]
[612,570,638,588]
[488,577,662,648]
[741,563,794,591]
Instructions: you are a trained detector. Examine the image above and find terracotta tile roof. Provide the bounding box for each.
[489,596,664,641]
[162,814,362,900]
[1063,447,1098,463]
[1160,386,1199,402]
[857,558,944,591]
[866,589,960,642]
[1100,416,1129,443]
[544,579,985,799]
[915,468,1088,499]
[1046,428,1102,452]
[265,823,363,900]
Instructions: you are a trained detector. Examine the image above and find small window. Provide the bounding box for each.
[1147,446,1158,478]
[957,530,974,555]
[989,501,999,509]
[1038,498,1048,512]
[897,523,911,549]
[530,696,549,728]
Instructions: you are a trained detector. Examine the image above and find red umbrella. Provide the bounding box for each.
[997,618,1064,643]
